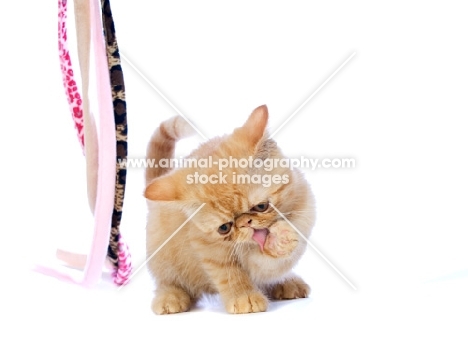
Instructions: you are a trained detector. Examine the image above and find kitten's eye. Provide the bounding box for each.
[218,222,233,235]
[251,202,269,212]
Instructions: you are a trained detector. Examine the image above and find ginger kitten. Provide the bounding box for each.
[145,105,315,314]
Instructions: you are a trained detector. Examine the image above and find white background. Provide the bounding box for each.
[1,0,467,339]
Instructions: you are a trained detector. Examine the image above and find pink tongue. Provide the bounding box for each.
[252,229,268,251]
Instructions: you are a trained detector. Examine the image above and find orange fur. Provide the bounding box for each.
[145,105,316,314]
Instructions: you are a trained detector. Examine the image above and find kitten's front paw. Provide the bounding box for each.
[225,291,268,314]
[264,225,298,257]
[151,288,191,315]
[269,277,310,300]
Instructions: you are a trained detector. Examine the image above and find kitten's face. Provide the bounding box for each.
[145,106,314,257]
[187,175,293,254]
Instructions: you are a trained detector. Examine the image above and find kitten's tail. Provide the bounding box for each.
[145,116,196,184]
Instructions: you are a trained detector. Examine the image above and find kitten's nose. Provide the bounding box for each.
[236,215,253,228]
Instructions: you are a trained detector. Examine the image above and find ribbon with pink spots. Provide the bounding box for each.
[41,0,132,286]
[58,0,85,151]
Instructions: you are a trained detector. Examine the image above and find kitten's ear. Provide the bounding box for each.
[145,175,179,201]
[236,105,269,148]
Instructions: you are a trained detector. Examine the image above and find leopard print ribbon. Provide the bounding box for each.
[46,0,130,286]
[101,0,132,284]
